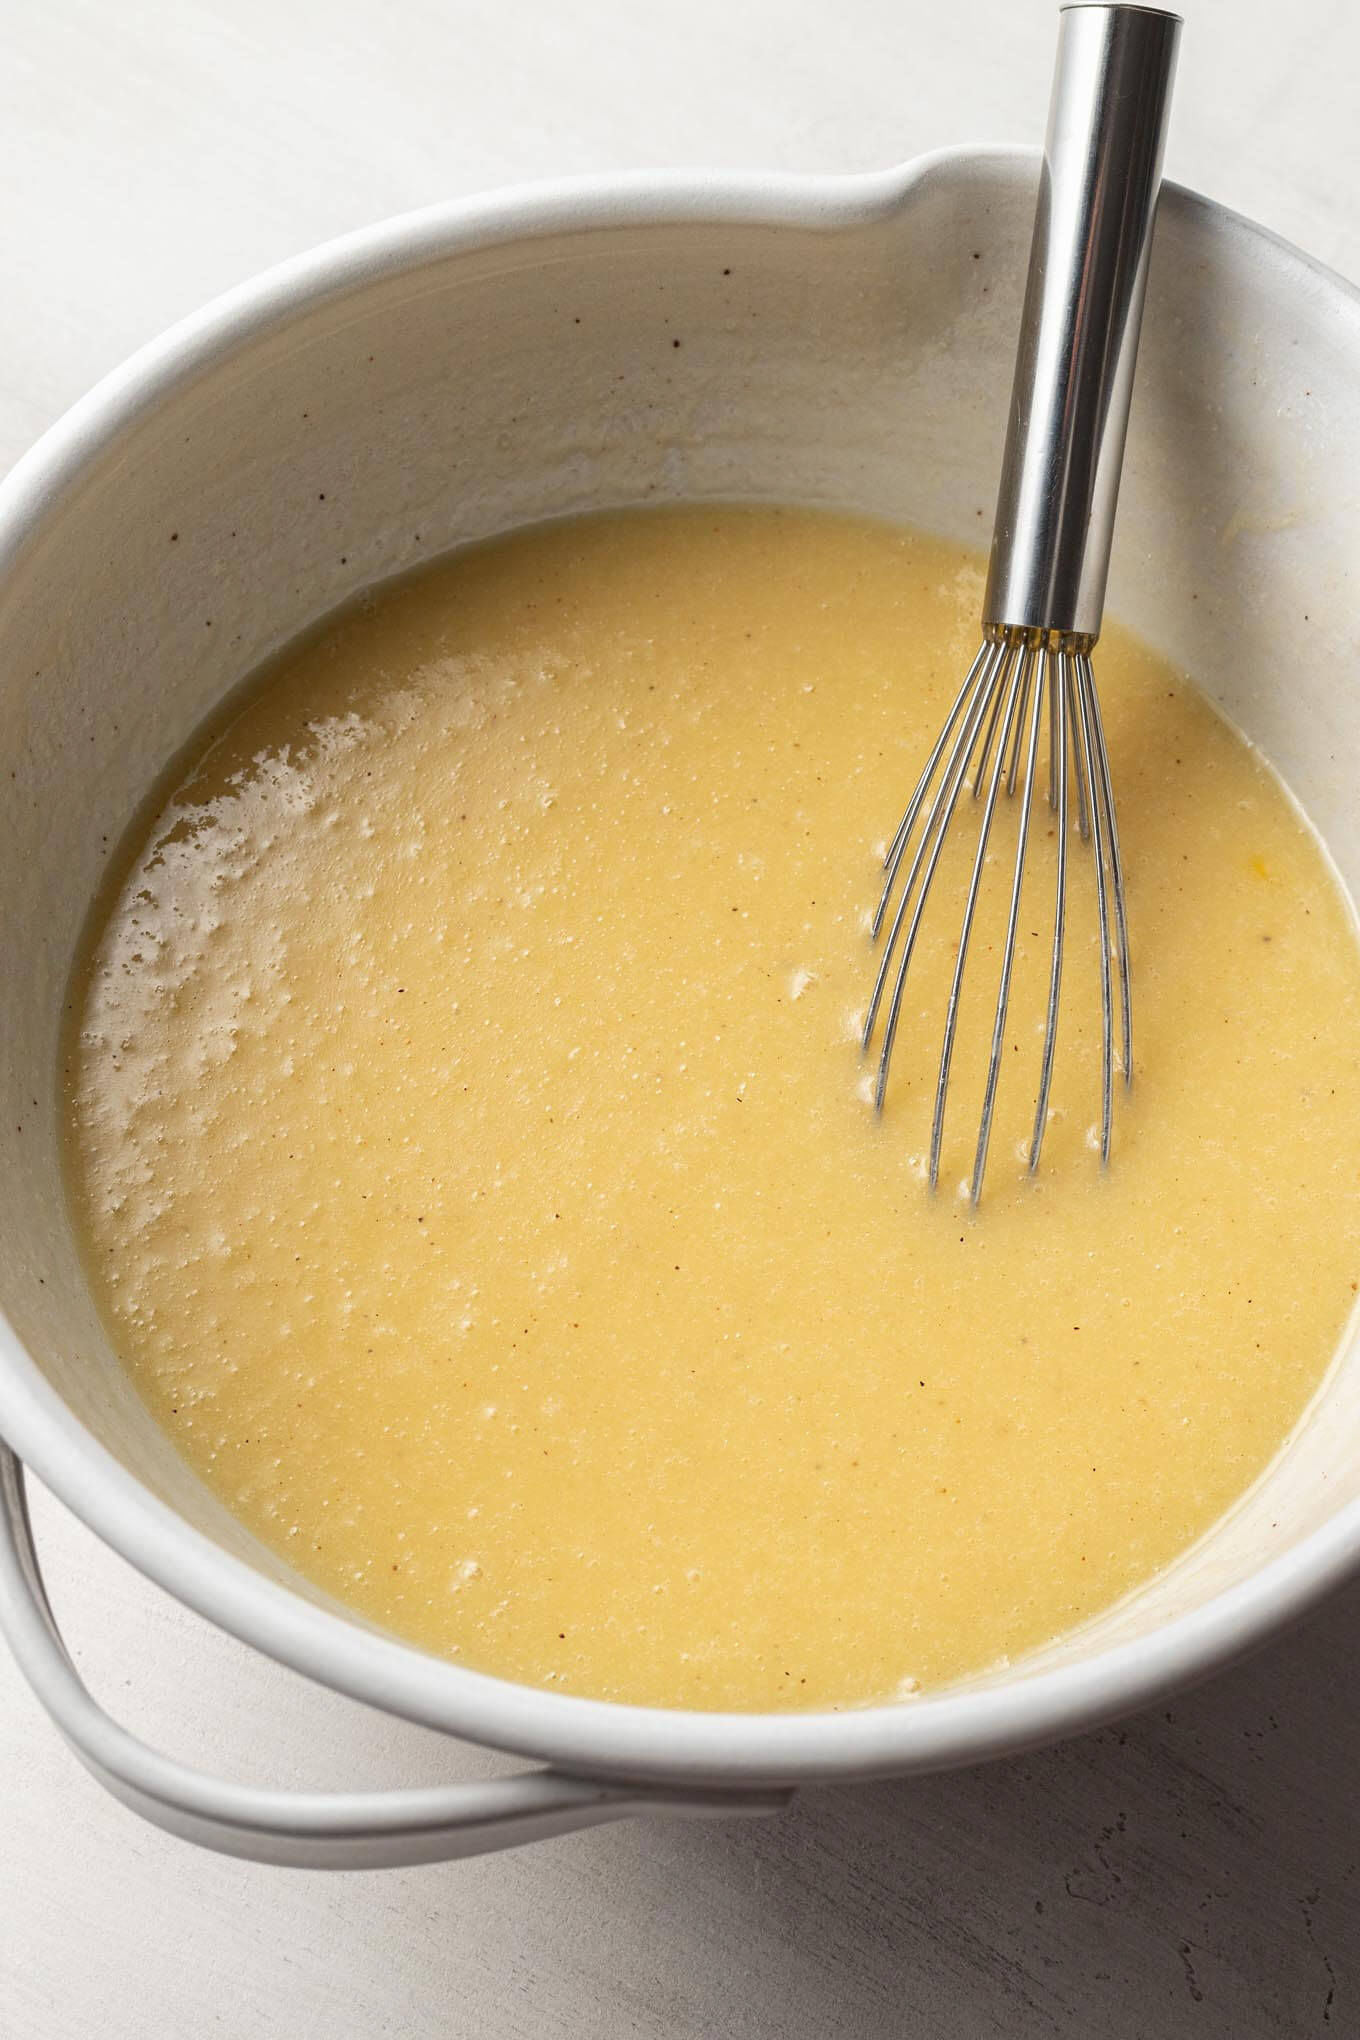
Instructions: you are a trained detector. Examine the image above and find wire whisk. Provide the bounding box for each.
[863,2,1179,1201]
[862,630,1130,1200]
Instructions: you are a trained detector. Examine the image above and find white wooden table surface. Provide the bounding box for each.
[4,2,1359,2033]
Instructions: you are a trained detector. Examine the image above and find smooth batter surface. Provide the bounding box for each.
[64,508,1360,1711]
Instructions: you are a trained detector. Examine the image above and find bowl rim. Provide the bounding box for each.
[3,145,1360,1788]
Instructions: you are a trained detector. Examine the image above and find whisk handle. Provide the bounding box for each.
[983,4,1181,641]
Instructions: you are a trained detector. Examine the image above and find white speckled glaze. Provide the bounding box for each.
[1,150,1358,1855]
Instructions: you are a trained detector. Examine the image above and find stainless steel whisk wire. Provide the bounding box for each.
[863,2,1178,1201]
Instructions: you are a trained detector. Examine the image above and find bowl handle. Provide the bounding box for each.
[0,1445,791,1868]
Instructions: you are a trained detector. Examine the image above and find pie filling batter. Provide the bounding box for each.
[64,507,1360,1711]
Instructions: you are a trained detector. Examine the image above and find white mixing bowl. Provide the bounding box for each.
[2,148,1358,1867]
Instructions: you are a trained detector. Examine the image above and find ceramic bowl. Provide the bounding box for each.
[2,149,1358,1865]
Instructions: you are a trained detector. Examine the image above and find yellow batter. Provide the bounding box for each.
[64,507,1360,1712]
